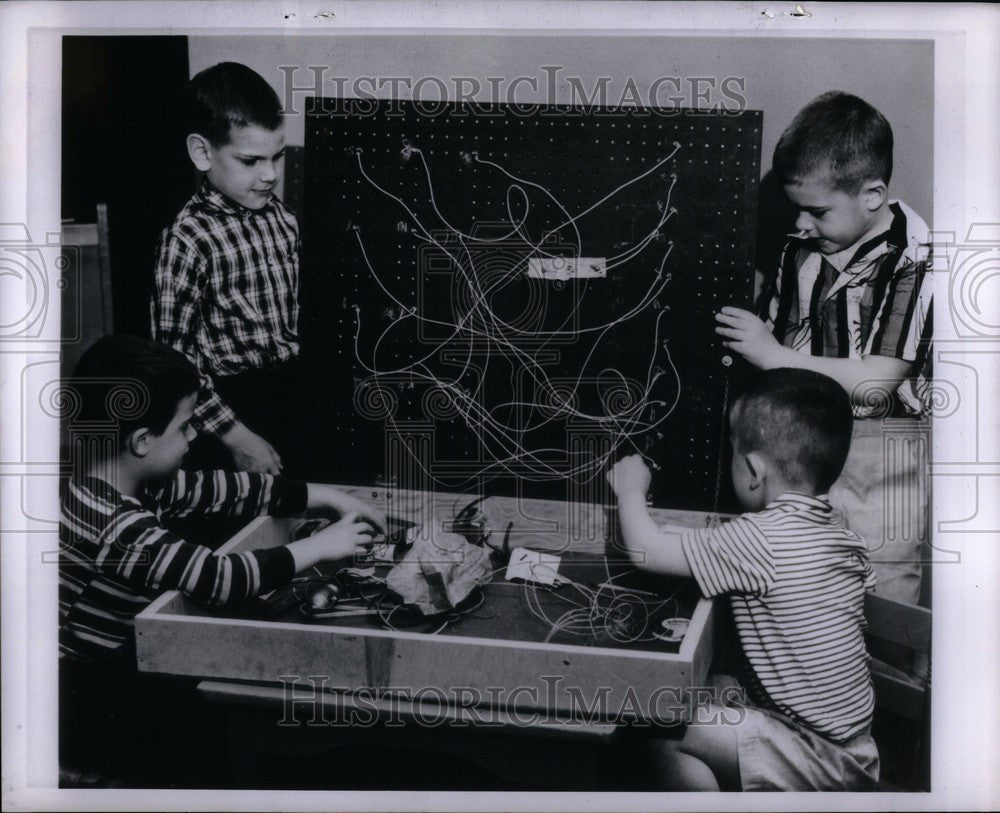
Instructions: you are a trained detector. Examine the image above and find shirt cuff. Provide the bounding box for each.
[194,392,239,438]
[252,545,296,593]
[268,477,309,517]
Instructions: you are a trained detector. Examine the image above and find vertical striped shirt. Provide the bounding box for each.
[150,180,300,437]
[765,200,933,417]
[59,470,306,660]
[681,493,876,744]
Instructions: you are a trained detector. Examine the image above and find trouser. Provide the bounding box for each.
[59,653,226,787]
[184,358,306,478]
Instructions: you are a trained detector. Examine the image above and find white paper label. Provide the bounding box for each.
[504,547,563,585]
[526,257,607,280]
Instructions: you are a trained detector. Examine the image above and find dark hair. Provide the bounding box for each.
[773,91,893,194]
[729,368,853,494]
[69,335,200,451]
[186,62,282,147]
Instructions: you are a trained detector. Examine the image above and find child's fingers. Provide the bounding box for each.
[361,509,387,534]
[714,312,742,327]
[716,306,751,318]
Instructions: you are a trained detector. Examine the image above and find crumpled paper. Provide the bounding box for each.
[385,523,493,614]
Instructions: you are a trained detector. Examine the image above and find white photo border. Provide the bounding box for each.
[2,2,998,811]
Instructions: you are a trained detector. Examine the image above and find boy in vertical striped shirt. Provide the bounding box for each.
[716,92,933,603]
[715,92,932,417]
[609,368,879,790]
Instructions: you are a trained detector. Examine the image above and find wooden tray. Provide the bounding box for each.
[136,494,716,724]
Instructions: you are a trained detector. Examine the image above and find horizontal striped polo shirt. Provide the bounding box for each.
[682,492,876,743]
[59,469,305,660]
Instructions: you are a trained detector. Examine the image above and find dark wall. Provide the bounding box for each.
[62,36,193,338]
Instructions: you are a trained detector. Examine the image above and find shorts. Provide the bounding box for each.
[828,417,929,605]
[736,705,880,791]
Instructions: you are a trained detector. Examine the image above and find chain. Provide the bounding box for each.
[709,360,733,528]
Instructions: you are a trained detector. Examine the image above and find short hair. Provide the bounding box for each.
[773,91,893,194]
[186,62,282,146]
[69,335,200,450]
[729,368,853,494]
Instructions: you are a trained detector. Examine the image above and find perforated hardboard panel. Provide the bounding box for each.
[301,100,761,511]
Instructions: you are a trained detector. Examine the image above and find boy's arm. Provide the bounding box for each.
[96,504,373,607]
[714,307,910,400]
[154,469,307,522]
[607,455,693,578]
[150,232,238,436]
[151,232,282,474]
[154,472,387,536]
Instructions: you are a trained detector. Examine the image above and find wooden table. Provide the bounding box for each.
[136,485,722,789]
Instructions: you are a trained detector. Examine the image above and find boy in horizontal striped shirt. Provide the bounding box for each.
[59,334,386,782]
[609,368,879,790]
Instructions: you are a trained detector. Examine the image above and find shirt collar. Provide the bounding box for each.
[822,204,897,274]
[766,491,834,516]
[197,177,274,217]
[77,474,147,509]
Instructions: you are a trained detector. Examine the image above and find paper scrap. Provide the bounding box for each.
[505,547,563,585]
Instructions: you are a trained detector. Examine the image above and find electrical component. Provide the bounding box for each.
[307,581,340,613]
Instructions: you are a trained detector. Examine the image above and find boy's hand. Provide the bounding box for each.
[314,511,376,561]
[607,454,652,499]
[307,485,387,536]
[715,307,786,369]
[222,422,282,474]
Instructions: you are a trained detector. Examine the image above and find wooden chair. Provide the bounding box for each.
[61,202,115,373]
[60,204,115,470]
[864,591,932,790]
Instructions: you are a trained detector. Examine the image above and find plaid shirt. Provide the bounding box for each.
[151,180,300,437]
[764,201,933,417]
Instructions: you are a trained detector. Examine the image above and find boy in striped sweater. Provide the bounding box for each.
[59,334,386,782]
[609,368,879,790]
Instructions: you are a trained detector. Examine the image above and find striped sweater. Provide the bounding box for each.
[59,470,306,659]
[682,492,876,743]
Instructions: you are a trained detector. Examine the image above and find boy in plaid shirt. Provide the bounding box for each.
[151,62,300,474]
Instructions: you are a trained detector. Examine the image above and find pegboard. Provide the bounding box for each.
[300,99,761,512]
